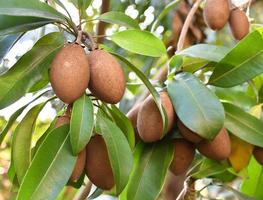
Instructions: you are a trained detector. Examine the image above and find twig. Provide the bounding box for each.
[73,181,93,200]
[83,31,97,50]
[76,31,83,45]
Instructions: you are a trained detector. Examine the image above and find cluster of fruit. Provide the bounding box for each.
[48,43,126,189]
[204,0,250,40]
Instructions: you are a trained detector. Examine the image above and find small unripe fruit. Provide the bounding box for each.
[170,139,195,175]
[127,103,141,143]
[69,148,86,182]
[197,128,231,160]
[253,146,263,165]
[85,135,114,190]
[49,44,90,104]
[87,50,125,104]
[137,92,174,143]
[177,119,203,144]
[203,0,230,30]
[54,115,70,128]
[229,8,249,40]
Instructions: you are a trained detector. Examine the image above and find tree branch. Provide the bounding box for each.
[97,0,110,43]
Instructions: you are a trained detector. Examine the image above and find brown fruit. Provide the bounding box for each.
[69,148,86,182]
[203,0,230,30]
[253,146,263,165]
[87,50,125,104]
[85,135,114,190]
[170,139,195,175]
[127,103,141,143]
[49,44,90,104]
[137,92,174,143]
[229,8,249,40]
[177,119,203,144]
[55,115,70,128]
[197,128,231,160]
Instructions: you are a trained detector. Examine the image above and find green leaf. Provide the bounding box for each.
[0,15,52,36]
[111,30,166,57]
[0,0,66,22]
[0,90,49,145]
[167,72,225,139]
[108,105,135,149]
[110,52,168,134]
[177,44,230,62]
[70,94,94,155]
[16,125,77,200]
[88,188,104,200]
[96,114,133,194]
[98,11,139,29]
[0,32,64,109]
[151,0,180,32]
[209,28,263,87]
[12,101,49,183]
[120,140,174,200]
[0,33,23,60]
[241,157,263,199]
[223,103,263,148]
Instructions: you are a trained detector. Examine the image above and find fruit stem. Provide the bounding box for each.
[73,181,92,200]
[83,31,97,51]
[76,30,83,45]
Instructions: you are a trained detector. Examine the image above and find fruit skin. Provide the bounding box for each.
[54,115,70,128]
[170,139,195,175]
[253,146,263,165]
[69,148,86,182]
[203,0,230,30]
[197,128,231,160]
[87,50,125,104]
[229,8,249,40]
[85,135,114,190]
[49,44,90,104]
[127,103,141,143]
[177,119,203,144]
[137,92,174,143]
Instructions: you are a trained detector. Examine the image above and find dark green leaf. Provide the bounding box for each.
[0,33,23,61]
[96,114,133,194]
[223,103,263,148]
[110,52,168,134]
[0,32,64,109]
[16,125,77,200]
[111,30,166,57]
[70,94,94,155]
[120,140,174,200]
[98,11,139,29]
[167,72,225,139]
[209,28,263,87]
[88,188,104,200]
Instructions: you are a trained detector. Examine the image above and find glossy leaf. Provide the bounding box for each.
[16,125,77,200]
[12,101,48,183]
[177,44,230,62]
[167,72,225,139]
[0,90,49,145]
[111,30,166,57]
[223,103,263,147]
[209,28,263,87]
[0,0,66,22]
[120,140,174,200]
[110,52,168,133]
[0,32,64,109]
[96,114,133,194]
[0,33,23,61]
[98,11,139,29]
[70,94,94,155]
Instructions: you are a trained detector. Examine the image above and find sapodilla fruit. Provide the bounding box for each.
[197,128,231,160]
[69,148,86,182]
[49,43,90,104]
[127,103,141,142]
[54,115,70,128]
[229,8,249,40]
[170,139,195,175]
[85,135,114,190]
[203,0,230,30]
[137,92,174,143]
[253,146,263,165]
[177,119,203,144]
[87,50,125,104]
